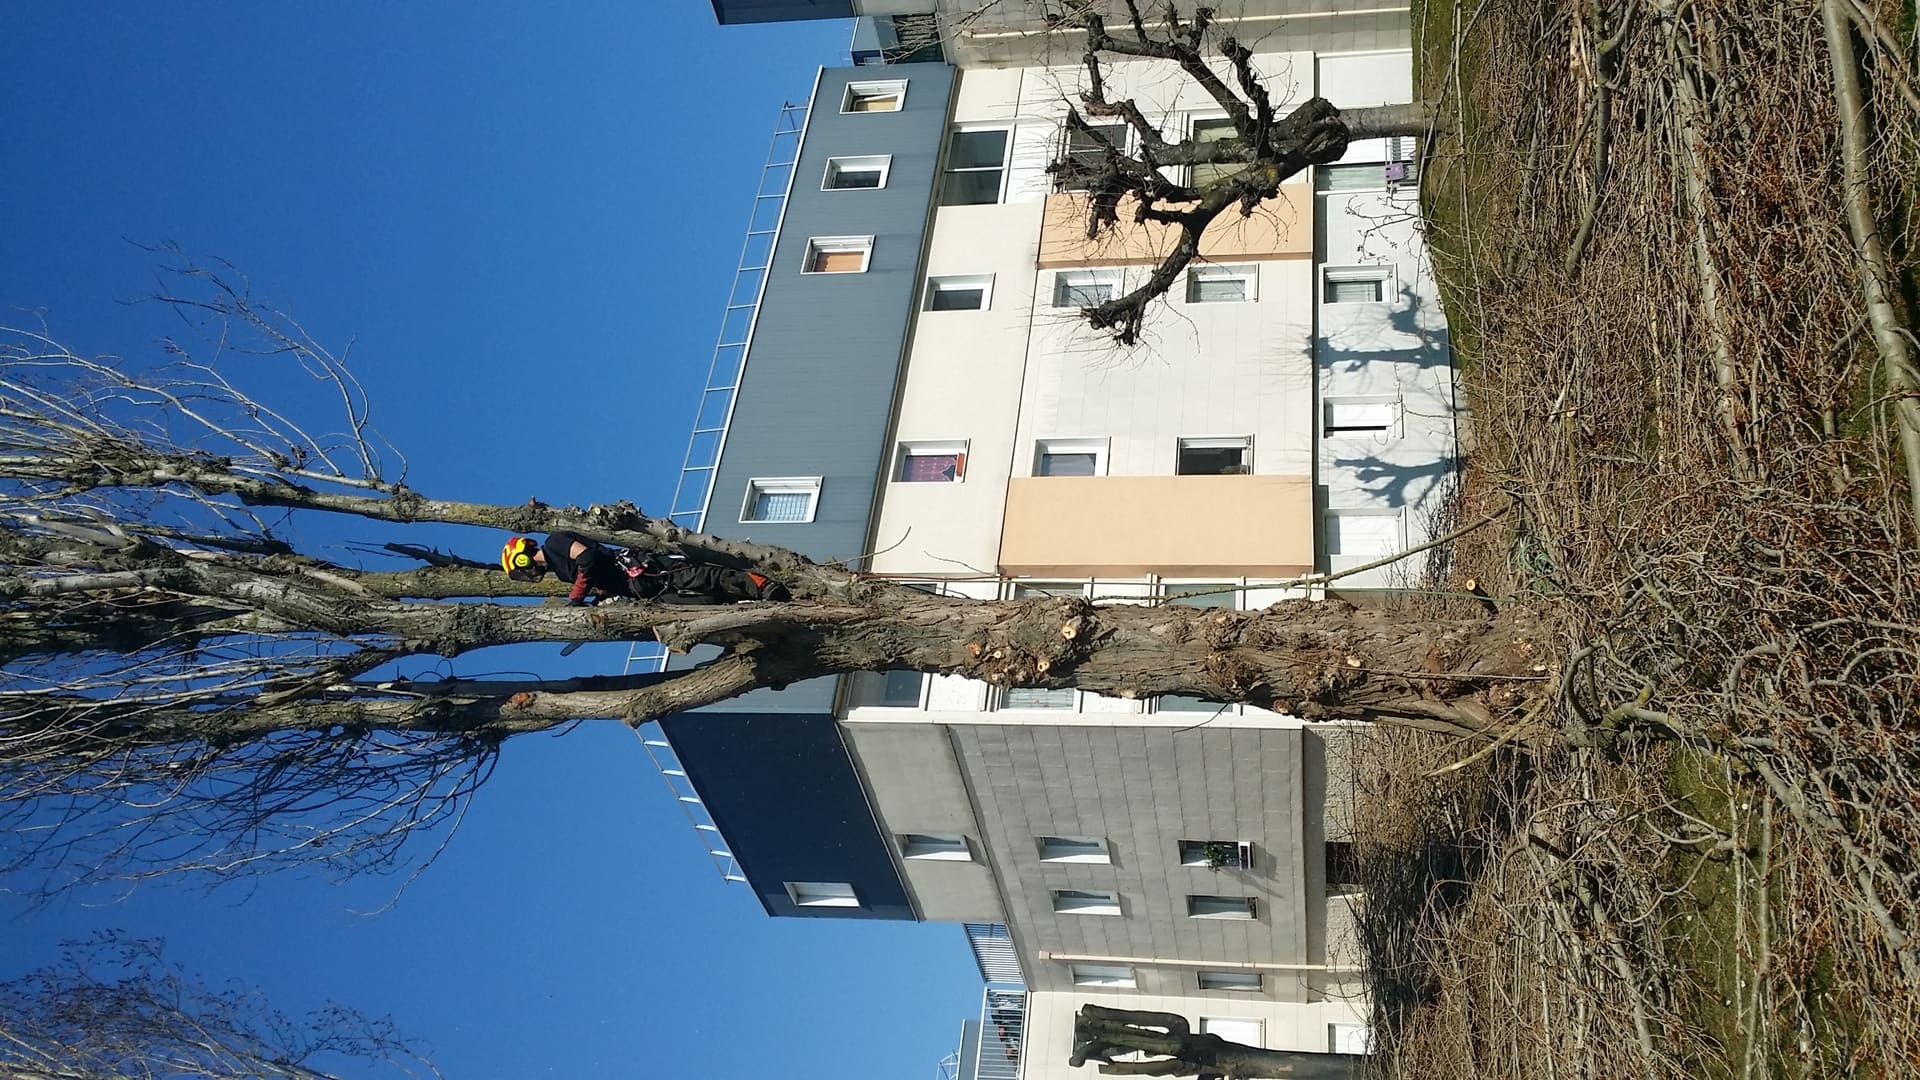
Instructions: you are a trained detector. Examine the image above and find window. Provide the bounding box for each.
[1179,839,1250,869]
[1198,970,1263,992]
[1052,889,1121,916]
[1187,894,1257,920]
[1037,836,1110,863]
[1185,263,1257,303]
[852,669,927,707]
[1323,266,1393,304]
[895,440,966,483]
[843,80,906,113]
[1034,437,1108,477]
[1325,841,1362,893]
[740,477,821,523]
[787,881,859,907]
[924,274,994,311]
[1052,270,1119,308]
[1328,1023,1373,1055]
[900,833,971,861]
[1323,397,1400,436]
[1158,584,1236,712]
[1324,509,1403,565]
[1315,162,1387,193]
[1002,585,1080,709]
[803,236,873,274]
[823,155,891,190]
[1200,1017,1264,1046]
[940,128,1010,206]
[1188,116,1240,187]
[1176,437,1251,475]
[1058,121,1128,191]
[1070,963,1137,988]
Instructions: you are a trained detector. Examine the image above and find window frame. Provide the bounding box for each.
[1070,963,1138,989]
[1179,839,1252,869]
[1000,583,1086,710]
[739,477,822,524]
[1052,269,1121,309]
[1056,119,1132,192]
[923,274,995,312]
[893,439,968,484]
[1051,888,1122,917]
[786,881,860,908]
[939,125,1013,206]
[1033,436,1109,478]
[1187,114,1241,188]
[1322,396,1402,437]
[1323,508,1407,564]
[1184,263,1258,304]
[1321,265,1395,305]
[842,80,907,114]
[1176,436,1253,476]
[899,833,973,862]
[1197,970,1264,993]
[801,236,874,275]
[1187,894,1258,920]
[822,154,892,191]
[1037,835,1111,864]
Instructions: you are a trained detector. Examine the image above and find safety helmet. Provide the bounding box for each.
[501,536,541,580]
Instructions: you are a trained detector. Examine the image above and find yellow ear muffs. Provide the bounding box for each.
[501,538,535,574]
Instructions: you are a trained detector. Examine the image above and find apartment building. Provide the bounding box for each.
[649,5,1453,1072]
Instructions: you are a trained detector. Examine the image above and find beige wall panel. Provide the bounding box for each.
[1038,190,1313,267]
[1000,475,1313,576]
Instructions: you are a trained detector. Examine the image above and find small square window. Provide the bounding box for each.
[1034,437,1107,477]
[1053,270,1119,308]
[1052,889,1121,916]
[787,881,859,907]
[1323,397,1400,436]
[1177,437,1251,475]
[824,155,891,190]
[1187,894,1257,920]
[895,440,966,483]
[1037,836,1110,863]
[740,477,821,524]
[924,274,994,311]
[1070,963,1137,988]
[1323,266,1393,304]
[1186,264,1257,303]
[803,236,873,275]
[1179,839,1250,869]
[941,128,1011,205]
[843,80,906,113]
[1198,970,1263,992]
[900,833,971,861]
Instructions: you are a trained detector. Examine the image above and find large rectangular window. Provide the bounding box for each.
[1058,121,1128,191]
[1002,584,1079,709]
[1157,584,1235,713]
[1034,437,1107,477]
[740,477,821,523]
[940,128,1010,206]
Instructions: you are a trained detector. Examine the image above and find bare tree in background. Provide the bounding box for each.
[0,933,437,1080]
[1045,1,1436,343]
[0,263,1536,891]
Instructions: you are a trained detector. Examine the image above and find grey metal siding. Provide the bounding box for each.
[709,0,854,24]
[700,63,954,715]
[660,711,914,920]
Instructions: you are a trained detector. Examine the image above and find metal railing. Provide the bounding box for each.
[633,719,746,885]
[971,988,1027,1080]
[965,923,1024,984]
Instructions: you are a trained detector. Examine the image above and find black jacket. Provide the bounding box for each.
[540,531,626,603]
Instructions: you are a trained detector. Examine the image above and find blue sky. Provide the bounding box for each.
[1,5,983,1077]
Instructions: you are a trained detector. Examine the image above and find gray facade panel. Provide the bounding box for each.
[697,63,954,716]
